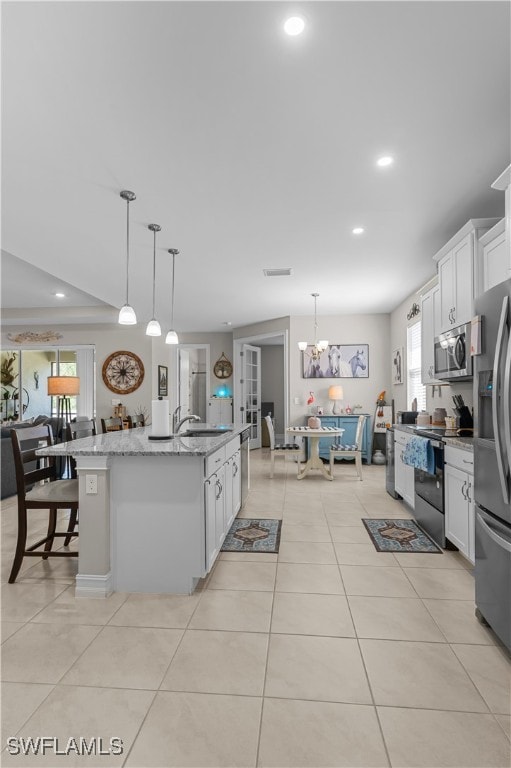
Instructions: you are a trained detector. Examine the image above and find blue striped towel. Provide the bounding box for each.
[402,436,435,474]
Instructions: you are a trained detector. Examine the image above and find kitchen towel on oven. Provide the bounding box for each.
[402,436,435,473]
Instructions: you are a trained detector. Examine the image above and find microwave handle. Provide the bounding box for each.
[454,335,465,369]
[493,296,510,505]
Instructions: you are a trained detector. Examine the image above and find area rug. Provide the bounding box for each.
[362,518,442,554]
[221,519,282,553]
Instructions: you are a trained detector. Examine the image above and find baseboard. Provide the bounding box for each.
[75,572,113,598]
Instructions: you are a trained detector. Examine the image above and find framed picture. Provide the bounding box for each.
[302,344,369,378]
[392,347,403,384]
[158,365,168,396]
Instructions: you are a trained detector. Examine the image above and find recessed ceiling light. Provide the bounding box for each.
[55,292,65,298]
[284,16,305,36]
[377,156,394,167]
[352,227,365,235]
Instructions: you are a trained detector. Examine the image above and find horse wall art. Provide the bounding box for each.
[302,344,369,378]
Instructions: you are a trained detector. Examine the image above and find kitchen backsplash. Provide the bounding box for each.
[426,380,473,416]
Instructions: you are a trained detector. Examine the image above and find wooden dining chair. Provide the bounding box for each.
[100,416,124,433]
[329,414,367,480]
[8,425,78,583]
[131,413,146,428]
[264,415,301,478]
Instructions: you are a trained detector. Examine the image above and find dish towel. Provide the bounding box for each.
[402,436,435,474]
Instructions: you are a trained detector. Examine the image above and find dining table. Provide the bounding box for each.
[286,426,345,480]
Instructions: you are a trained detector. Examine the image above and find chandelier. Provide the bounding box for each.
[298,293,328,360]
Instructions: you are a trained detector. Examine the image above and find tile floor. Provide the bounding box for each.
[1,450,510,767]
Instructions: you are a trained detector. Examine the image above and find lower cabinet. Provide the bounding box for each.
[394,431,415,509]
[204,440,242,573]
[317,414,372,463]
[445,446,474,563]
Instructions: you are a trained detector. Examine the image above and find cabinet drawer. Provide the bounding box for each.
[445,445,474,473]
[394,430,411,446]
[225,435,240,462]
[205,446,226,477]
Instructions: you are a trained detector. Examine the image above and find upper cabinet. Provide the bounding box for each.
[434,218,500,333]
[421,283,440,385]
[480,166,511,293]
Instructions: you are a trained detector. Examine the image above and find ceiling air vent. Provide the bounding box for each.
[263,268,292,277]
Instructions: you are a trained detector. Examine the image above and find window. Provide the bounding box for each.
[407,321,426,411]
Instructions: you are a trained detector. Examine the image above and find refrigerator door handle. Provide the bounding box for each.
[477,511,511,554]
[492,296,510,505]
[504,328,511,476]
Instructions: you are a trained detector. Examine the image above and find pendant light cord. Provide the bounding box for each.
[170,252,176,329]
[125,198,131,305]
[152,228,156,316]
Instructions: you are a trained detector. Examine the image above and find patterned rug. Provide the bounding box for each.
[362,519,442,554]
[221,519,282,553]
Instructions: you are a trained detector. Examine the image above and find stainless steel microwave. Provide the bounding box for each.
[434,323,472,380]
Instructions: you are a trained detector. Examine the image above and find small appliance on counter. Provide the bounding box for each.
[396,410,418,424]
[416,411,431,426]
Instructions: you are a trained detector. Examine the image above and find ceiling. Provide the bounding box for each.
[1,1,510,332]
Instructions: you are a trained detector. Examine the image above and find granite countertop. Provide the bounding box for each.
[36,424,249,458]
[393,424,474,453]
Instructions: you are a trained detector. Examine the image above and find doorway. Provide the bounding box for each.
[233,331,288,449]
[177,345,210,423]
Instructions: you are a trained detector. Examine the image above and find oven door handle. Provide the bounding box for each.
[477,511,511,553]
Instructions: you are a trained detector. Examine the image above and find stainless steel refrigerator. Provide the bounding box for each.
[474,278,511,650]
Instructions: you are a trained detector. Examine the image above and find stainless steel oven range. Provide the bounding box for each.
[413,431,446,548]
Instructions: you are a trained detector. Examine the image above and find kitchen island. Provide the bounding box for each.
[36,425,249,597]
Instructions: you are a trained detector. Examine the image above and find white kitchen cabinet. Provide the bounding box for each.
[394,431,415,509]
[434,219,499,333]
[208,397,233,424]
[480,219,507,291]
[421,284,440,384]
[231,449,241,519]
[204,437,241,572]
[445,445,474,563]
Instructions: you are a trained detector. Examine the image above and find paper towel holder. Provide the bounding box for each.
[148,396,173,440]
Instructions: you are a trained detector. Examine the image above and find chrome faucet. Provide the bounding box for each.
[172,405,184,433]
[176,414,201,433]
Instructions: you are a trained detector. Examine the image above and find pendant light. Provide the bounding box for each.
[165,248,180,345]
[298,293,328,359]
[118,190,137,325]
[146,223,162,336]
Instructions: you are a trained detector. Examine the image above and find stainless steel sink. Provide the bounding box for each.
[180,428,233,437]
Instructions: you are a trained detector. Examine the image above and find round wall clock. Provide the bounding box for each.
[213,353,233,379]
[102,350,145,395]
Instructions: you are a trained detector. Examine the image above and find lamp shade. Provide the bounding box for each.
[328,385,344,400]
[47,376,80,396]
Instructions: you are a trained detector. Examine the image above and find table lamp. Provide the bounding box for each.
[328,385,344,415]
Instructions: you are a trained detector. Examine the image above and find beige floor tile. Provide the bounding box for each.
[282,510,327,526]
[107,591,200,628]
[378,706,511,768]
[326,511,368,526]
[258,697,388,767]
[423,598,498,644]
[276,562,344,594]
[340,565,417,597]
[1,685,155,767]
[1,681,53,741]
[189,589,273,632]
[329,525,371,543]
[207,560,276,591]
[452,644,511,714]
[348,596,446,642]
[1,582,68,622]
[334,542,398,567]
[495,714,511,740]
[161,629,268,695]
[1,622,24,643]
[271,592,355,637]
[280,524,331,542]
[61,625,183,690]
[31,587,128,626]
[278,541,337,564]
[265,634,371,704]
[237,506,283,520]
[219,551,278,562]
[16,555,79,584]
[360,639,488,711]
[1,623,101,684]
[404,567,475,599]
[393,550,467,569]
[125,691,261,767]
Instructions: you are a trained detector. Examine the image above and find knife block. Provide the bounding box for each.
[454,406,473,433]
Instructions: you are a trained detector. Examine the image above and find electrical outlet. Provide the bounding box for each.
[294,397,301,405]
[85,474,98,494]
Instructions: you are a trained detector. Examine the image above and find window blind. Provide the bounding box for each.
[407,321,426,411]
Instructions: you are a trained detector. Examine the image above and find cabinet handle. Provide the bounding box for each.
[462,459,473,465]
[466,482,472,503]
[233,461,238,476]
[215,479,223,500]
[461,480,468,500]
